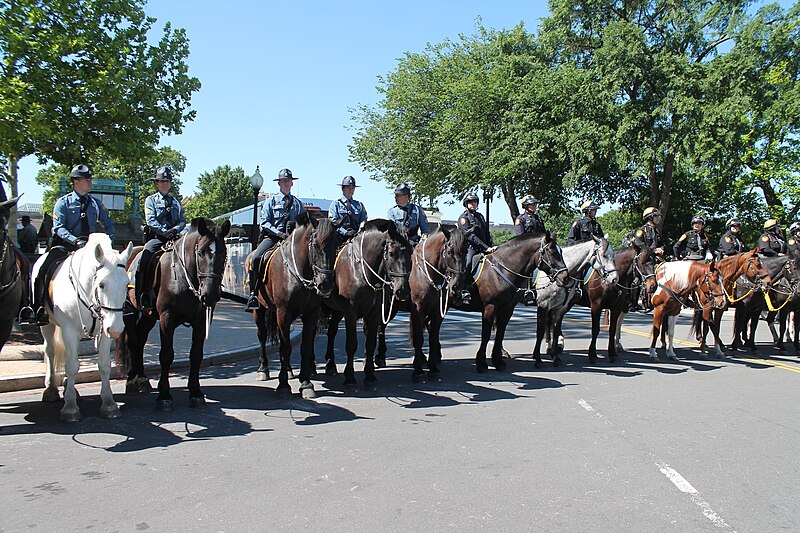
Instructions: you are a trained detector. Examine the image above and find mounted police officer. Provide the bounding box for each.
[458,192,497,268]
[328,175,367,241]
[387,182,428,244]
[633,207,666,260]
[245,168,306,310]
[567,200,603,245]
[759,219,787,257]
[787,222,800,258]
[514,195,546,235]
[136,166,186,310]
[718,218,745,258]
[20,164,115,325]
[673,215,713,261]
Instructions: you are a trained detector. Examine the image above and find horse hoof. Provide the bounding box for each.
[60,410,81,422]
[189,396,206,408]
[325,362,338,376]
[42,387,60,403]
[301,387,316,400]
[428,371,443,383]
[534,360,543,369]
[126,378,152,394]
[288,370,296,380]
[100,405,122,419]
[492,359,507,372]
[375,357,386,368]
[256,371,269,382]
[343,382,358,393]
[411,372,427,383]
[668,355,678,361]
[156,399,174,412]
[276,387,293,400]
[363,380,378,391]
[476,364,488,373]
[552,359,563,368]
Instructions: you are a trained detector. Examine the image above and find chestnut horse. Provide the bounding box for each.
[120,218,231,410]
[649,260,727,361]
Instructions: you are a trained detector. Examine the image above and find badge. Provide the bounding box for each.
[762,236,770,242]
[790,239,796,245]
[725,236,731,243]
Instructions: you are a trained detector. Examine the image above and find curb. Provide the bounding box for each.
[0,328,301,394]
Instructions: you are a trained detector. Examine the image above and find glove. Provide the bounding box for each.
[286,221,296,233]
[344,229,356,239]
[277,231,288,240]
[74,237,88,248]
[165,228,179,240]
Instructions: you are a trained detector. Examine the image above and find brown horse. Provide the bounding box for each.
[694,249,771,357]
[253,212,337,399]
[649,259,727,361]
[454,232,570,372]
[321,219,412,390]
[372,226,469,382]
[0,188,25,353]
[120,218,231,410]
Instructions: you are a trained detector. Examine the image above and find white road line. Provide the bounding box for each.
[577,399,736,532]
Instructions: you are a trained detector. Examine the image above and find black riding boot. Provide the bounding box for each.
[245,264,260,311]
[31,276,48,326]
[137,249,153,310]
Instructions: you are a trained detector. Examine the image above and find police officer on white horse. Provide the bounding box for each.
[328,175,367,241]
[245,168,306,310]
[136,166,186,310]
[20,164,115,325]
[387,182,429,244]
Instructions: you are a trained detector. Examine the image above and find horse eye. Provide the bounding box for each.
[99,282,105,289]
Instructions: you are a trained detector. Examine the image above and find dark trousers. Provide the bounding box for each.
[249,237,278,294]
[33,246,71,309]
[137,238,165,299]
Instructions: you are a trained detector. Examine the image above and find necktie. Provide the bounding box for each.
[345,199,353,226]
[401,206,409,226]
[164,195,174,226]
[79,195,90,236]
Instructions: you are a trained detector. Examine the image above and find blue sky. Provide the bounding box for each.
[17,1,550,224]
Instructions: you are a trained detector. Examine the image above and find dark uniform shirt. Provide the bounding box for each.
[758,231,787,257]
[458,209,493,252]
[514,212,546,235]
[673,229,711,259]
[633,224,663,255]
[567,216,603,245]
[718,230,745,258]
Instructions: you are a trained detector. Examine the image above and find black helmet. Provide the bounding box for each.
[340,176,358,187]
[789,222,800,234]
[70,164,92,180]
[725,217,741,229]
[394,182,411,196]
[462,192,479,207]
[275,168,296,181]
[643,207,662,221]
[521,195,539,208]
[691,215,706,226]
[153,166,174,181]
[581,199,600,212]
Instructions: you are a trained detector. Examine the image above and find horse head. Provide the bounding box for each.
[191,217,231,308]
[539,232,570,287]
[362,219,412,301]
[634,246,658,308]
[591,235,618,285]
[744,247,772,286]
[441,226,469,303]
[86,235,133,338]
[302,212,336,297]
[700,259,728,311]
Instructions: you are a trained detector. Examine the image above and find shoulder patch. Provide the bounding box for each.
[725,236,732,243]
[762,235,770,242]
[514,218,521,225]
[679,234,687,242]
[572,222,578,228]
[144,207,152,215]
[460,217,467,225]
[635,229,643,237]
[790,239,796,246]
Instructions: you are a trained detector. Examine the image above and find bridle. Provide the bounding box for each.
[351,230,410,324]
[488,235,568,291]
[284,225,332,293]
[175,233,224,305]
[419,235,466,318]
[0,232,20,298]
[68,252,126,338]
[697,270,727,311]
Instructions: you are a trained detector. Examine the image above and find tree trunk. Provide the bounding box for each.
[499,178,519,221]
[651,149,675,232]
[7,155,19,243]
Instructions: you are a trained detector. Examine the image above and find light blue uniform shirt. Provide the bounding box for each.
[144,192,186,238]
[328,195,368,237]
[260,191,306,236]
[387,203,429,242]
[53,191,115,246]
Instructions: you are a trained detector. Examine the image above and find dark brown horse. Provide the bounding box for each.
[253,212,336,399]
[371,226,469,382]
[454,232,570,372]
[321,219,413,390]
[0,183,25,353]
[120,218,231,410]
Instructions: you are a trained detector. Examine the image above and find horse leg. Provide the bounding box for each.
[298,310,319,399]
[155,318,178,411]
[776,310,788,355]
[649,307,662,360]
[427,316,444,380]
[532,308,546,368]
[410,306,427,383]
[275,310,294,399]
[342,309,358,391]
[186,321,207,408]
[96,334,121,418]
[475,305,494,373]
[550,312,566,367]
[490,306,513,371]
[41,323,61,402]
[666,315,679,360]
[60,328,82,422]
[614,310,627,353]
[607,307,621,363]
[362,315,379,390]
[255,307,270,381]
[588,304,601,364]
[746,310,759,353]
[125,315,155,393]
[324,310,342,376]
[375,319,388,369]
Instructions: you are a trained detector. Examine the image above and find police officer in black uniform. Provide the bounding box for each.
[567,200,603,245]
[514,195,546,235]
[633,207,666,260]
[673,215,713,261]
[458,192,497,268]
[758,219,787,257]
[787,222,800,258]
[718,218,745,258]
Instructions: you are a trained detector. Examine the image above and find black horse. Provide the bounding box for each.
[120,218,231,410]
[0,181,25,353]
[252,212,337,399]
[321,219,412,389]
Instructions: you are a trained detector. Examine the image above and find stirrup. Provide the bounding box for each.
[245,294,260,311]
[139,292,153,311]
[523,289,537,306]
[17,306,37,325]
[35,307,49,326]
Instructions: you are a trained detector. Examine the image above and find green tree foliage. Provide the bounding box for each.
[183,165,253,220]
[0,0,200,227]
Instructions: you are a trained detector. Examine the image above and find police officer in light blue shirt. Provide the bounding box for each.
[22,164,115,325]
[136,166,186,310]
[387,182,428,244]
[329,175,367,240]
[245,168,307,310]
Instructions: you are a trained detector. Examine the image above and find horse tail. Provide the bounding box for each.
[689,307,702,339]
[264,306,280,345]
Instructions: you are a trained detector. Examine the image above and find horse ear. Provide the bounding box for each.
[545,230,552,243]
[119,241,134,265]
[440,225,450,239]
[220,219,231,239]
[193,217,208,236]
[94,241,105,264]
[709,257,717,271]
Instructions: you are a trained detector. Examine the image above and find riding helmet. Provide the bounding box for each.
[275,168,296,181]
[340,175,358,187]
[581,199,600,212]
[764,218,779,230]
[154,166,174,181]
[725,218,741,229]
[790,222,800,235]
[643,207,662,221]
[462,192,479,207]
[69,164,92,180]
[394,182,411,196]
[521,195,539,208]
[691,215,706,226]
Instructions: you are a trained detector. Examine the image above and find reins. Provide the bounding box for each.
[0,234,21,298]
[419,236,465,318]
[67,250,126,338]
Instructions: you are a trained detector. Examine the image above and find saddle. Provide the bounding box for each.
[249,245,281,289]
[470,253,486,281]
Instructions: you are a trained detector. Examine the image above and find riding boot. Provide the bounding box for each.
[245,263,260,311]
[137,249,153,310]
[459,289,472,306]
[523,288,537,306]
[32,275,48,326]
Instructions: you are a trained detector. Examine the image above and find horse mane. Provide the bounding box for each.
[313,216,335,250]
[362,218,411,247]
[499,231,549,252]
[447,226,467,252]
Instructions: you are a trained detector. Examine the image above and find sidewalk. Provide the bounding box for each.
[0,300,296,393]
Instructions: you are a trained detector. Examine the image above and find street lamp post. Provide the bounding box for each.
[249,166,264,247]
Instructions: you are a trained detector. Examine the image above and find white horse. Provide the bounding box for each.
[34,234,133,422]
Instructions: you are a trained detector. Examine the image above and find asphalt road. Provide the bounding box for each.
[1,306,798,532]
